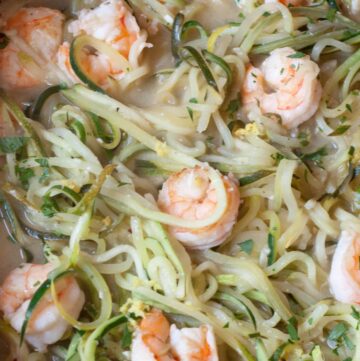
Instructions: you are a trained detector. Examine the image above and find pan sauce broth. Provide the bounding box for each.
[0,0,240,283]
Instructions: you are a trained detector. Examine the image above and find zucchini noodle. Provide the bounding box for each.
[2,1,360,360]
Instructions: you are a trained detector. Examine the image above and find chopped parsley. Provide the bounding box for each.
[270,342,289,361]
[121,323,133,349]
[287,316,299,341]
[267,233,276,266]
[40,195,58,218]
[35,158,50,183]
[0,136,28,154]
[330,125,351,136]
[300,147,328,166]
[297,131,310,146]
[239,239,254,255]
[227,97,240,117]
[287,51,306,59]
[327,322,353,355]
[326,8,337,22]
[351,306,360,330]
[187,106,194,121]
[271,152,286,165]
[15,165,35,189]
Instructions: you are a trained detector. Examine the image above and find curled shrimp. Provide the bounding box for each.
[0,263,85,351]
[242,47,322,129]
[57,0,151,85]
[170,324,219,361]
[157,166,240,250]
[0,7,64,90]
[329,230,360,304]
[131,309,175,361]
[340,0,360,21]
[131,309,219,361]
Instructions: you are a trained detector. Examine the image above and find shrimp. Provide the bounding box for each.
[340,0,360,21]
[242,47,322,129]
[329,230,360,304]
[0,263,85,351]
[131,309,219,361]
[57,0,151,85]
[0,7,65,89]
[157,166,240,250]
[170,324,219,361]
[131,309,175,361]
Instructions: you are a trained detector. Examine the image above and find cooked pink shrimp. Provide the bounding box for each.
[131,309,219,361]
[158,166,240,250]
[131,309,176,361]
[340,0,360,21]
[170,324,219,361]
[242,47,322,129]
[329,230,360,304]
[0,263,85,351]
[0,7,64,89]
[57,0,150,85]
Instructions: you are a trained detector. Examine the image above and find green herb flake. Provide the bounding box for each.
[189,97,198,104]
[287,51,306,59]
[187,107,194,121]
[343,333,355,350]
[227,98,240,116]
[270,342,288,361]
[239,239,254,255]
[121,323,133,349]
[35,158,51,183]
[248,332,261,338]
[326,8,337,22]
[239,170,272,186]
[223,322,230,328]
[297,132,309,146]
[41,195,58,218]
[0,137,28,154]
[287,317,299,341]
[351,306,360,319]
[15,166,35,189]
[271,152,285,165]
[327,322,352,353]
[300,147,327,166]
[263,11,271,16]
[330,125,351,136]
[267,233,276,266]
[346,104,353,112]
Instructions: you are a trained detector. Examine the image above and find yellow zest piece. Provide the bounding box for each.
[120,298,150,324]
[207,25,233,53]
[235,123,264,138]
[155,141,169,157]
